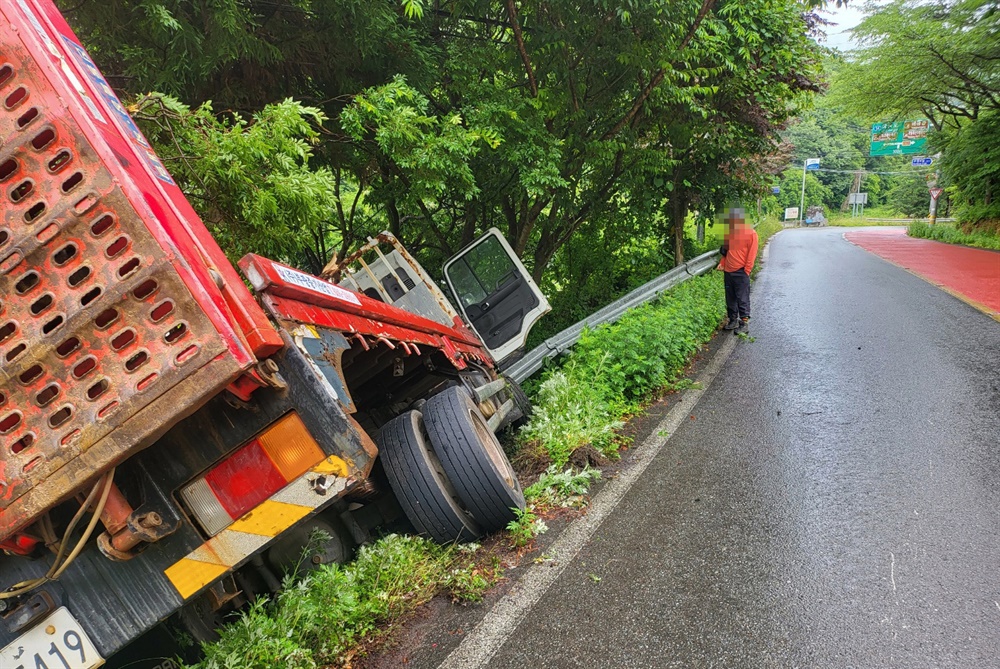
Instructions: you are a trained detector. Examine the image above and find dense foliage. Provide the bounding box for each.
[60,0,823,300]
[132,94,341,272]
[769,69,936,220]
[908,221,1000,252]
[192,535,494,669]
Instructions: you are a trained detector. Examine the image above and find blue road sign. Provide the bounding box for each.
[772,186,780,194]
[912,157,933,167]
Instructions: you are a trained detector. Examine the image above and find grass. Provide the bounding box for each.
[189,535,499,669]
[523,466,602,509]
[520,216,781,470]
[826,216,909,227]
[823,206,905,227]
[685,217,726,254]
[751,218,782,278]
[518,273,724,469]
[908,221,1000,251]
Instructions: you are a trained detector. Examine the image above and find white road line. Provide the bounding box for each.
[437,334,740,669]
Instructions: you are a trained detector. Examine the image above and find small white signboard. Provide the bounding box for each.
[275,265,362,306]
[784,207,800,220]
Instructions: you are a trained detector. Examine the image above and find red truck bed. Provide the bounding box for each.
[0,0,282,542]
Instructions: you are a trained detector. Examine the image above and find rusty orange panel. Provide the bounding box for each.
[0,1,279,540]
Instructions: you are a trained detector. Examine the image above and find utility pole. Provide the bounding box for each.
[800,158,819,226]
[799,160,807,227]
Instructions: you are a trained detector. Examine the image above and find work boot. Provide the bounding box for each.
[735,318,750,335]
[723,317,740,331]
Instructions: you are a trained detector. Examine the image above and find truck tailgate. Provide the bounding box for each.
[0,1,279,540]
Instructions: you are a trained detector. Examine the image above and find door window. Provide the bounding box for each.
[449,236,517,309]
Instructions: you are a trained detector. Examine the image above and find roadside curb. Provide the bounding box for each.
[436,333,740,669]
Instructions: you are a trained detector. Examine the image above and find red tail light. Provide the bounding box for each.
[1,534,39,556]
[179,413,326,536]
[204,440,287,520]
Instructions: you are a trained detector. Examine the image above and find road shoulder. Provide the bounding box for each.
[355,326,740,669]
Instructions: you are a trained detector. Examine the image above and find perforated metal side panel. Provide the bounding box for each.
[0,13,233,533]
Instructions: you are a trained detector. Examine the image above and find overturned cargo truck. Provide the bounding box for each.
[0,1,550,665]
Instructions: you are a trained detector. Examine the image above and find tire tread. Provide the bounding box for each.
[424,387,524,532]
[377,411,479,543]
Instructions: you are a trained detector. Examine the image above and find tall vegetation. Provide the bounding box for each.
[192,535,495,669]
[60,0,823,300]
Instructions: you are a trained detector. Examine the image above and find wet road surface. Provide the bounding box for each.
[436,227,1000,668]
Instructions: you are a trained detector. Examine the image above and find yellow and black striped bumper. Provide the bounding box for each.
[165,455,350,599]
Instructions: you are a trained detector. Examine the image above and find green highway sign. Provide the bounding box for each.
[870,120,929,156]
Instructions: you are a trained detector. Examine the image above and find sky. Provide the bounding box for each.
[821,3,870,52]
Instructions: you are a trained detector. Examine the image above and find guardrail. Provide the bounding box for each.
[846,218,956,224]
[504,249,721,383]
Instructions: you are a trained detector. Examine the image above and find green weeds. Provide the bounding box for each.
[191,535,497,669]
[524,466,602,508]
[506,507,548,548]
[908,221,1000,251]
[519,274,724,468]
[518,365,624,467]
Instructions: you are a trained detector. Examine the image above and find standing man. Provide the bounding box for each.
[719,208,758,334]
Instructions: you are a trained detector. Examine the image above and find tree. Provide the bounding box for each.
[132,95,340,273]
[887,174,931,218]
[833,1,1000,130]
[829,0,999,225]
[933,111,1000,222]
[61,0,823,290]
[408,0,822,273]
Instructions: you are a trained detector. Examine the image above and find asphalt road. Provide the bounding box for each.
[439,227,1000,668]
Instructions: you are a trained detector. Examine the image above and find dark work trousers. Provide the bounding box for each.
[724,270,751,321]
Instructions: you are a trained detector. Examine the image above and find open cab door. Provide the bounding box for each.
[443,229,550,363]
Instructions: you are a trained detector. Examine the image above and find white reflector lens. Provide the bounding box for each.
[180,477,232,537]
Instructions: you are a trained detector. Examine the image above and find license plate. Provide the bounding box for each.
[0,607,104,669]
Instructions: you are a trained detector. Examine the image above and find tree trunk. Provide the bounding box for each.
[532,230,556,283]
[460,203,477,248]
[387,197,401,240]
[671,188,687,267]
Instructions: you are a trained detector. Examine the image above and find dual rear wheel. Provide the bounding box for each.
[377,386,525,543]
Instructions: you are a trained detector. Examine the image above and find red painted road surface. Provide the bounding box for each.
[844,227,1000,318]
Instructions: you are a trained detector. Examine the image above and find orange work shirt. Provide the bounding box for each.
[719,224,759,275]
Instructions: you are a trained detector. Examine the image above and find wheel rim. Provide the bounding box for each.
[469,407,516,489]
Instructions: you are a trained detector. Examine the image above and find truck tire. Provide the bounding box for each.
[377,410,481,543]
[423,386,525,532]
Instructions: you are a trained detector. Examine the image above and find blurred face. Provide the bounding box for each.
[720,207,745,240]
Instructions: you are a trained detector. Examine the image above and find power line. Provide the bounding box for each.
[785,167,934,176]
